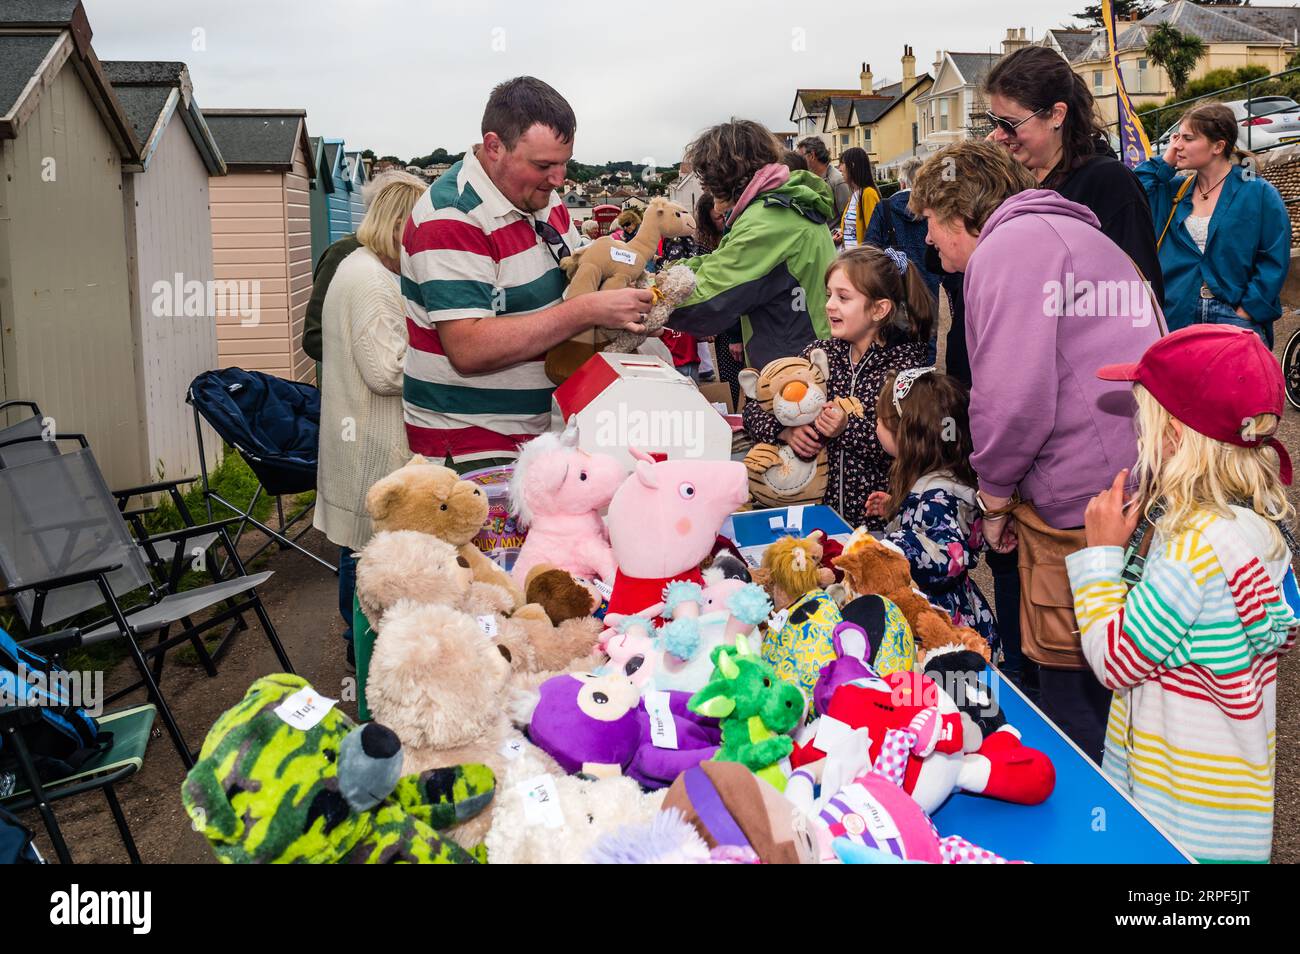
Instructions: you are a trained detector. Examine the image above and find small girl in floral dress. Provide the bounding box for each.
[866,367,998,651]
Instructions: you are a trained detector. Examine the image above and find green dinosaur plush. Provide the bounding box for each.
[688,636,804,792]
[182,673,495,864]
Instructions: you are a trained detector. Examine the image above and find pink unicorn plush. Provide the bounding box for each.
[604,448,749,623]
[509,429,625,587]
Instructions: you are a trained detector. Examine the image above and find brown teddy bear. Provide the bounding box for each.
[832,530,991,663]
[365,454,524,608]
[357,531,601,680]
[523,563,604,625]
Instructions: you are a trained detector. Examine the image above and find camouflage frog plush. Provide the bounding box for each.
[181,674,495,864]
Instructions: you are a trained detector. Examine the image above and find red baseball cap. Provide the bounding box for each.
[1096,325,1292,484]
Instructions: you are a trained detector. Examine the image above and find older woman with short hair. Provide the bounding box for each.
[314,170,427,664]
[910,140,1162,761]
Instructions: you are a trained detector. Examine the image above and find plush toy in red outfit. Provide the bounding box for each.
[603,449,750,625]
[790,667,1054,815]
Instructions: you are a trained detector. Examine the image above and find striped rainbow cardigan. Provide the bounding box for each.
[1066,508,1299,863]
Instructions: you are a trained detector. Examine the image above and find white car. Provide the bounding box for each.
[1155,96,1300,153]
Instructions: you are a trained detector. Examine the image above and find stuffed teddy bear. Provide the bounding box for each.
[508,429,624,587]
[604,264,697,354]
[366,454,524,608]
[483,745,666,864]
[689,636,804,792]
[739,350,864,508]
[364,598,568,851]
[181,674,495,864]
[357,531,601,680]
[604,449,750,624]
[833,530,991,663]
[786,720,1019,864]
[520,670,722,789]
[524,564,607,624]
[660,761,818,864]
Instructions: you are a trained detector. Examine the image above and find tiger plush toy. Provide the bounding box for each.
[182,674,496,864]
[739,349,863,509]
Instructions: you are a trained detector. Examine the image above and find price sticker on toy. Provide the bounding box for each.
[273,687,336,731]
[500,737,525,761]
[610,247,637,265]
[476,615,498,638]
[645,690,679,749]
[519,775,564,829]
[593,577,613,600]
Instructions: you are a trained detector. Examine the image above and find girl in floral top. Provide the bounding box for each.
[867,367,998,650]
[741,246,930,529]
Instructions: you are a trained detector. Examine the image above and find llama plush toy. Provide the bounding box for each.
[509,429,624,588]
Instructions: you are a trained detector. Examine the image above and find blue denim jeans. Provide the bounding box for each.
[1200,296,1272,348]
[338,546,357,642]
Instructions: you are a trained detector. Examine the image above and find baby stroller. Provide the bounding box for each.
[187,369,335,573]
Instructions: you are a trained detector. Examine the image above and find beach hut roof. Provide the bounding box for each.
[0,0,141,156]
[102,60,225,175]
[202,108,310,171]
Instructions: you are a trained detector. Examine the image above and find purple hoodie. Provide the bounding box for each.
[964,190,1163,528]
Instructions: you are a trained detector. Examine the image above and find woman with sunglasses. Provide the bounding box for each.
[984,46,1162,303]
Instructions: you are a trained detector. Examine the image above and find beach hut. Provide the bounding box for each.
[203,108,315,383]
[103,60,226,483]
[346,149,368,229]
[0,0,153,487]
[324,138,353,244]
[307,135,333,266]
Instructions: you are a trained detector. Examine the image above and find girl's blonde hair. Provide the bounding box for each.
[1133,384,1292,542]
[357,171,427,260]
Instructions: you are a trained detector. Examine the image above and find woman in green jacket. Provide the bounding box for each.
[668,121,838,369]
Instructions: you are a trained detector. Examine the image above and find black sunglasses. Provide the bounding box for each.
[985,107,1047,138]
[533,218,571,266]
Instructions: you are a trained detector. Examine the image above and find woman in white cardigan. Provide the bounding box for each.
[313,171,427,664]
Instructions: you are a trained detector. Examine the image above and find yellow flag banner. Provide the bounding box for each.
[1104,0,1153,167]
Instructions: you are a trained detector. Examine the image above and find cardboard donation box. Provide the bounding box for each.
[551,352,732,472]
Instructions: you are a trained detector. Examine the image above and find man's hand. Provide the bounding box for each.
[780,424,822,459]
[1084,469,1141,549]
[586,287,655,333]
[814,403,848,439]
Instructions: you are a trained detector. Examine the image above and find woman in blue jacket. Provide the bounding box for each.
[1137,102,1291,346]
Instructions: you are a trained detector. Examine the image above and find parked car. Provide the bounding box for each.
[1155,96,1300,153]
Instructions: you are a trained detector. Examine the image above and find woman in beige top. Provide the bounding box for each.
[313,171,427,663]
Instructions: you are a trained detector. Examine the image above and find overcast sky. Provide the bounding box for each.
[83,0,1096,165]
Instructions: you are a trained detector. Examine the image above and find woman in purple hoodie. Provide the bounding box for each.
[909,140,1163,762]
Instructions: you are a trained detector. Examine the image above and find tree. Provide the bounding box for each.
[362,148,376,160]
[1074,0,1155,27]
[1146,22,1206,98]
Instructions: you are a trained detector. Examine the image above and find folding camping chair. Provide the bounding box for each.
[1,628,154,864]
[0,430,293,768]
[0,401,224,590]
[187,369,335,574]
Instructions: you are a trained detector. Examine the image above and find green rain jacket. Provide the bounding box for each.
[669,170,836,369]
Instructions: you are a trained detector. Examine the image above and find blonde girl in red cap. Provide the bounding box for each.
[1067,325,1299,863]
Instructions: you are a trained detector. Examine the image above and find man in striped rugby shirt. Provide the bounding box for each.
[401,76,653,471]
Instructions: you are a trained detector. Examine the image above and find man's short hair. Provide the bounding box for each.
[482,76,576,149]
[797,137,830,164]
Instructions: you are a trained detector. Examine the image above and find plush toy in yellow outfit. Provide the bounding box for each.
[758,535,843,712]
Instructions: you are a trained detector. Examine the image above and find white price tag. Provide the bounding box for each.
[519,774,564,828]
[610,247,637,265]
[786,505,805,534]
[767,608,790,632]
[273,687,337,731]
[593,577,613,600]
[841,792,902,844]
[500,737,526,761]
[644,690,679,750]
[476,615,499,638]
[768,515,785,532]
[812,714,856,755]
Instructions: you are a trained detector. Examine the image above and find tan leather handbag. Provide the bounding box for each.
[1011,501,1090,670]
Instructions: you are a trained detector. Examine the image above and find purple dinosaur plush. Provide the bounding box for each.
[812,622,875,717]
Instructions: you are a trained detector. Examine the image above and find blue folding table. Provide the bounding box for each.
[724,504,1194,864]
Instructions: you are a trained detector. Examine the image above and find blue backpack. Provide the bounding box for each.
[0,629,110,782]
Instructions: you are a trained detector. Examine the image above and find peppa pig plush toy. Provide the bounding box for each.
[604,448,749,624]
[509,429,624,587]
